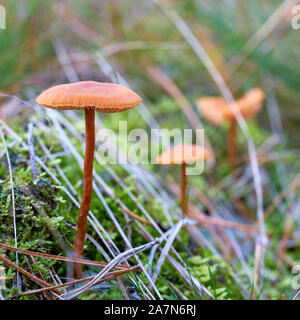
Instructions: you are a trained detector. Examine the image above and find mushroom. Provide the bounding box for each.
[156,143,212,214]
[197,88,265,166]
[36,81,142,278]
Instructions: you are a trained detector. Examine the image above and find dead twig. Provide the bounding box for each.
[0,253,63,295]
[119,203,152,226]
[0,243,138,271]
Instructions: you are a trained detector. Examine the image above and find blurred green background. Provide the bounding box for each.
[1,0,300,140]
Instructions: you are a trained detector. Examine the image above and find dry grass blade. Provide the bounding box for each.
[134,218,215,299]
[189,213,253,234]
[152,220,183,283]
[61,239,159,300]
[17,266,140,298]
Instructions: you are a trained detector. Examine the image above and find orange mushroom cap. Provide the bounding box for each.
[156,143,212,165]
[224,87,265,121]
[197,88,265,125]
[35,81,142,113]
[196,97,229,126]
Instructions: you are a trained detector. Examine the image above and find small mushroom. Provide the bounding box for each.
[156,144,212,214]
[36,81,142,278]
[197,88,265,166]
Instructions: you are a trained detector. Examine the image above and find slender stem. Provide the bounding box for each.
[181,162,187,214]
[73,109,95,279]
[228,119,237,166]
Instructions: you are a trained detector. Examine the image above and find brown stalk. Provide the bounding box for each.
[228,119,237,166]
[73,109,95,279]
[189,210,253,233]
[181,162,187,214]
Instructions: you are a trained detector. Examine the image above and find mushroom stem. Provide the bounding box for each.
[181,162,187,214]
[73,109,95,279]
[228,119,237,166]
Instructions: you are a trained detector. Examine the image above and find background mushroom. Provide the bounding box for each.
[156,143,212,215]
[36,81,142,278]
[197,88,265,166]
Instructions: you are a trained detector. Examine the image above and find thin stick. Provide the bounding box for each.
[0,243,134,270]
[0,253,63,295]
[228,120,237,166]
[117,276,130,300]
[73,109,95,278]
[119,204,152,226]
[181,163,187,214]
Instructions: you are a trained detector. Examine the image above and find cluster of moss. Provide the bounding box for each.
[0,173,69,298]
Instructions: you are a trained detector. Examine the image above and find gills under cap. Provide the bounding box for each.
[35,81,142,113]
